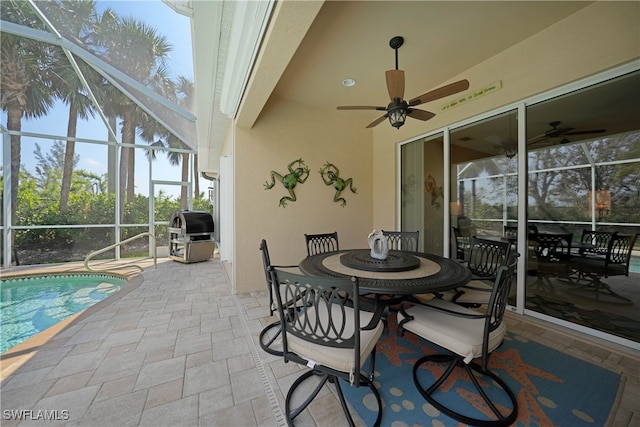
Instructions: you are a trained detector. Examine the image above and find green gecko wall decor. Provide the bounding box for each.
[264,158,310,207]
[319,162,357,207]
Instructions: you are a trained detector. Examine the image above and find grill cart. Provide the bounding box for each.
[168,210,215,263]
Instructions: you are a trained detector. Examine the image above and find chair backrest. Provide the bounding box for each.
[483,254,519,368]
[269,268,361,368]
[382,230,419,251]
[305,232,339,256]
[452,227,466,260]
[533,233,573,262]
[606,234,638,276]
[503,226,518,239]
[467,237,511,279]
[580,230,616,257]
[259,239,276,316]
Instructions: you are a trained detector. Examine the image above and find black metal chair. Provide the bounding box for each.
[570,233,637,303]
[578,229,617,258]
[304,231,339,257]
[451,227,468,261]
[503,225,518,239]
[270,268,384,427]
[440,236,512,306]
[397,254,519,427]
[530,232,573,292]
[258,239,301,356]
[382,230,419,251]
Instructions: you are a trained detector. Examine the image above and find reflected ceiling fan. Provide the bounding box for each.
[528,121,606,145]
[337,36,470,129]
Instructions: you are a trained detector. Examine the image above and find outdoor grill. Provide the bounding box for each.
[169,210,215,263]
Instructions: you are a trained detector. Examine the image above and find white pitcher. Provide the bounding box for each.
[368,230,389,260]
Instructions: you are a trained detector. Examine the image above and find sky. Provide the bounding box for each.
[1,1,206,200]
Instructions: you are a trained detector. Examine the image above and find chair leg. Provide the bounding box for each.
[413,354,518,427]
[285,369,383,427]
[285,370,330,425]
[259,321,283,356]
[333,374,383,427]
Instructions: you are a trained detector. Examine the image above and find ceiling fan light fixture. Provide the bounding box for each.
[388,100,408,129]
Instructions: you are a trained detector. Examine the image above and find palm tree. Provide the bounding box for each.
[138,75,195,210]
[94,16,172,213]
[1,2,55,237]
[40,0,105,212]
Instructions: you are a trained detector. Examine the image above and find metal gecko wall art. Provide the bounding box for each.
[319,162,357,207]
[264,158,310,207]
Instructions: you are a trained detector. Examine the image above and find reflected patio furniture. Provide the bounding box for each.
[578,230,617,258]
[504,224,538,240]
[530,232,573,292]
[270,268,384,427]
[564,230,617,284]
[503,225,518,239]
[304,231,339,257]
[397,254,519,427]
[440,236,512,307]
[569,233,638,303]
[258,239,302,356]
[452,227,469,261]
[382,230,419,251]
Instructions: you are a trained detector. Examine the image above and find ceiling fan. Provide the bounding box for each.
[337,36,470,129]
[528,121,606,145]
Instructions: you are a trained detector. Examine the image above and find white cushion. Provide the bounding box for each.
[287,303,383,381]
[443,280,493,304]
[397,298,506,364]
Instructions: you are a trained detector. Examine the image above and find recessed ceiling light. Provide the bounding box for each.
[342,78,356,87]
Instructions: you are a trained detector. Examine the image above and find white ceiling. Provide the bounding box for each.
[271,1,594,113]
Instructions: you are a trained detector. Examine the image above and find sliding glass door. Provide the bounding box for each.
[399,67,640,346]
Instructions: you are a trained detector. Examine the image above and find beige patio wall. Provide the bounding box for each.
[233,97,374,293]
[232,1,639,294]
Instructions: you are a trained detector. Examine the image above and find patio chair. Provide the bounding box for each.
[451,227,468,260]
[503,225,518,239]
[269,268,384,427]
[439,236,512,306]
[258,239,301,356]
[570,233,638,303]
[530,232,573,292]
[578,229,617,258]
[304,231,339,257]
[397,254,519,427]
[382,230,419,251]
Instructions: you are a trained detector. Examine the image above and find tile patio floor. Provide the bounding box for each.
[1,256,639,426]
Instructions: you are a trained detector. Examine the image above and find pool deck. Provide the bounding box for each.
[1,256,639,426]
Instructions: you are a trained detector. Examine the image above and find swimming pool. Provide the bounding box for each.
[1,273,126,354]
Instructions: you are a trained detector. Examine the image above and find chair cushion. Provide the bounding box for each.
[440,280,492,304]
[398,298,506,364]
[287,303,384,379]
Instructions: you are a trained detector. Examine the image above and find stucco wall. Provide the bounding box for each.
[233,97,373,293]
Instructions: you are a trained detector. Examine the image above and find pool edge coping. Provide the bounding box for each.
[0,270,145,383]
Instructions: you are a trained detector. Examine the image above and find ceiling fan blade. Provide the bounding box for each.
[366,114,389,128]
[337,105,386,111]
[408,79,470,106]
[547,127,574,138]
[407,108,436,121]
[565,129,606,135]
[385,70,405,101]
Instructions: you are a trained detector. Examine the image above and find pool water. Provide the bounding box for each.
[1,274,126,353]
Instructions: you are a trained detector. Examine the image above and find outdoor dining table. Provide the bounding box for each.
[298,249,471,296]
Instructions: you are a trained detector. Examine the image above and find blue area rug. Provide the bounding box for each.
[343,316,621,426]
